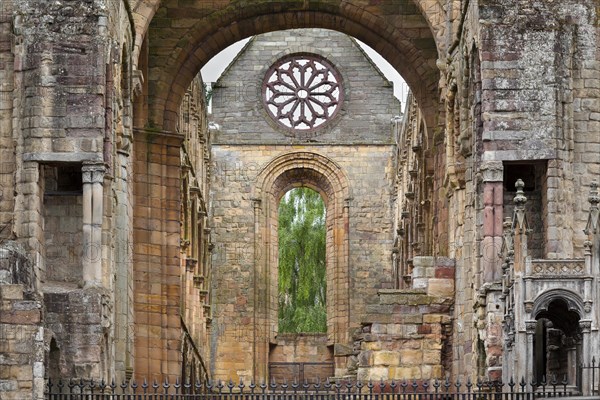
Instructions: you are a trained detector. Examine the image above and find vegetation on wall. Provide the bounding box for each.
[278,187,327,333]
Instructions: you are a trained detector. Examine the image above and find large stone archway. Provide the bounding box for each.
[130,0,443,133]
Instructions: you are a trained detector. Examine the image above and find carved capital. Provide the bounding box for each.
[82,162,106,184]
[579,320,592,333]
[481,161,504,183]
[525,320,537,333]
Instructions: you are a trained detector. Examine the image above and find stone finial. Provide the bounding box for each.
[513,179,527,205]
[585,181,599,235]
[588,181,599,205]
[513,179,528,231]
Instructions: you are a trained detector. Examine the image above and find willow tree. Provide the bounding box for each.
[278,187,327,333]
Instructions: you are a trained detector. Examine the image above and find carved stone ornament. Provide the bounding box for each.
[262,54,343,133]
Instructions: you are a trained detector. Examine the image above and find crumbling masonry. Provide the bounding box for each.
[0,1,599,399]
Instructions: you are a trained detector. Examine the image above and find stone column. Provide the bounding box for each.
[481,161,503,282]
[82,162,106,287]
[525,320,537,386]
[580,320,592,394]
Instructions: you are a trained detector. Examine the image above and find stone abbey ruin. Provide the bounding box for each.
[0,1,599,399]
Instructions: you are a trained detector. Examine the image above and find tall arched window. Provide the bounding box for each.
[278,187,327,333]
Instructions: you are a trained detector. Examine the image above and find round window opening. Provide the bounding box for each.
[262,54,344,133]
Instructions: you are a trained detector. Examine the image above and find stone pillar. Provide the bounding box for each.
[580,320,592,394]
[525,320,536,385]
[82,163,106,287]
[481,161,504,283]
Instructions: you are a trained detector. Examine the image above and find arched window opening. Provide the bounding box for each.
[278,187,327,333]
[534,299,582,387]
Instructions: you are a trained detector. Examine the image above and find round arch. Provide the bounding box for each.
[134,0,441,133]
[252,151,350,378]
[129,0,447,69]
[530,289,586,387]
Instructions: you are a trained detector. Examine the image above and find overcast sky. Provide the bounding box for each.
[200,36,409,112]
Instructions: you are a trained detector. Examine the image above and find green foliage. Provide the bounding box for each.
[278,187,327,333]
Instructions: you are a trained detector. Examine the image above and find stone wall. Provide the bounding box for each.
[44,287,111,380]
[269,334,333,382]
[0,243,44,400]
[353,257,455,382]
[0,1,15,240]
[210,29,399,382]
[0,0,599,393]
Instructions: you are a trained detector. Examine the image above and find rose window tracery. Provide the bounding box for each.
[262,54,343,132]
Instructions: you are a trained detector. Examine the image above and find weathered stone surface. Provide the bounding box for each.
[0,0,598,395]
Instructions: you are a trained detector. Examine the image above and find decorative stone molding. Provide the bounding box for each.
[530,259,585,277]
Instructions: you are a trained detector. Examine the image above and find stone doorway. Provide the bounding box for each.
[534,299,582,389]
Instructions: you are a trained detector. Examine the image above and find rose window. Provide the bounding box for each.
[262,54,343,132]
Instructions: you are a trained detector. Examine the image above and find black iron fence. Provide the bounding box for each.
[580,357,600,395]
[46,377,583,399]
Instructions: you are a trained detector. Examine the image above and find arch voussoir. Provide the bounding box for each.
[143,1,440,133]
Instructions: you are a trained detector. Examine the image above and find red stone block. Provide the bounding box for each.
[434,266,454,279]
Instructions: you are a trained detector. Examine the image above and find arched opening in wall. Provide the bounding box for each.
[250,153,349,382]
[277,187,327,334]
[533,299,582,388]
[47,338,62,386]
[270,186,332,383]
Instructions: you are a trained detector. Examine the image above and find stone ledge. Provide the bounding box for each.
[23,152,103,163]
